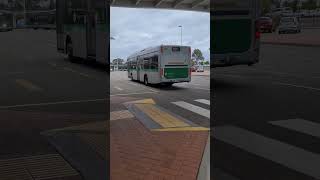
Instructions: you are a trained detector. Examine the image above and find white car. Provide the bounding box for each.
[278,17,301,34]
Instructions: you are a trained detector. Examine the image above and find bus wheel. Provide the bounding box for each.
[144,76,148,86]
[67,41,76,62]
[131,74,133,81]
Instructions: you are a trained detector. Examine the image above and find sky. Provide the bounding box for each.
[110,7,210,62]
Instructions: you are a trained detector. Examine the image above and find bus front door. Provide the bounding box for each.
[86,12,96,57]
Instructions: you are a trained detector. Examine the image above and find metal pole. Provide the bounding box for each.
[178,25,182,45]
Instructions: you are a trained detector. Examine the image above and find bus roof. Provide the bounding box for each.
[127,45,191,60]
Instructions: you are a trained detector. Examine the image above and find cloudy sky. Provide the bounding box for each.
[110,7,210,61]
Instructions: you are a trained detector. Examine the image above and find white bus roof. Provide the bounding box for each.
[127,45,190,60]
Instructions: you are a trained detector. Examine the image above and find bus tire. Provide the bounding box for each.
[131,74,133,81]
[66,40,76,63]
[144,75,148,86]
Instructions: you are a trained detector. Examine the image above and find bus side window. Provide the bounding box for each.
[151,56,158,70]
[144,57,150,70]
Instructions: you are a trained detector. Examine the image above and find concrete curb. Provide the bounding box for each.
[197,136,210,180]
[261,41,320,47]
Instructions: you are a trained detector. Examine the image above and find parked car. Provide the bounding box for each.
[278,17,301,34]
[259,17,273,33]
[196,65,204,72]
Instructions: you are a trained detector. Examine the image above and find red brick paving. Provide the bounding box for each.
[111,117,209,180]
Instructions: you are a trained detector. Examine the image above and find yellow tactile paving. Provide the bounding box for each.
[152,127,209,132]
[135,104,190,128]
[129,98,156,104]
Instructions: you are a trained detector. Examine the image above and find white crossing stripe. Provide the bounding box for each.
[115,86,123,91]
[270,119,320,138]
[213,125,320,179]
[172,101,210,118]
[195,99,210,105]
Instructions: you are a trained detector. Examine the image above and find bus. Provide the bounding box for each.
[0,10,14,32]
[211,0,261,67]
[56,0,108,64]
[127,45,192,86]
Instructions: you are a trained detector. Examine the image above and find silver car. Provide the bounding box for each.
[278,17,301,34]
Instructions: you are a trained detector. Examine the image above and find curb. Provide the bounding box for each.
[261,41,320,47]
[197,136,210,180]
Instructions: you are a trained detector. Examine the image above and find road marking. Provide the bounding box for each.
[78,72,92,78]
[115,86,123,91]
[48,62,57,67]
[270,119,320,138]
[213,125,320,179]
[195,99,210,105]
[63,67,77,73]
[136,104,190,128]
[111,110,134,121]
[110,91,157,96]
[0,98,107,109]
[152,126,209,131]
[63,67,91,78]
[15,79,43,92]
[274,82,320,92]
[172,101,210,118]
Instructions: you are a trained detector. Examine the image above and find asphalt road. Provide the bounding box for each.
[0,29,108,161]
[111,71,210,128]
[212,44,320,180]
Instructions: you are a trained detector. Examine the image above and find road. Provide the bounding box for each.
[212,44,320,180]
[111,71,210,128]
[0,29,108,179]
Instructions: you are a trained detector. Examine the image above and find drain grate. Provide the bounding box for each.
[0,154,79,180]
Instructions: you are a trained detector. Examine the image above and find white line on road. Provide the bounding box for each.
[0,98,107,109]
[270,119,320,138]
[15,79,43,92]
[110,91,157,97]
[195,99,210,105]
[274,82,320,92]
[172,101,210,118]
[48,62,57,67]
[63,67,77,73]
[213,125,320,179]
[114,86,123,91]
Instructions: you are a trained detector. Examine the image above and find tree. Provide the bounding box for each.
[191,49,204,65]
[112,58,124,65]
[262,0,273,14]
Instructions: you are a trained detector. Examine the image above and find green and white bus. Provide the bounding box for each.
[211,0,261,67]
[56,0,108,64]
[127,45,192,86]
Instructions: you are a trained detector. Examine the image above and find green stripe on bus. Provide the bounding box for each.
[164,68,188,79]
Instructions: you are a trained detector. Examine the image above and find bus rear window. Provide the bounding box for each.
[172,47,180,52]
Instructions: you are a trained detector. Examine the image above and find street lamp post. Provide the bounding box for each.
[178,25,182,45]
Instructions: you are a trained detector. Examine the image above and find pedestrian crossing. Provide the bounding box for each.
[171,99,210,119]
[213,118,320,179]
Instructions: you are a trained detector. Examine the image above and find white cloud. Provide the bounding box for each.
[111,7,210,61]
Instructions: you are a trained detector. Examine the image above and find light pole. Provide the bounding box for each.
[178,25,182,45]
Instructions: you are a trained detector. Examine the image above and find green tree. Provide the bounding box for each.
[112,58,124,65]
[191,49,204,65]
[262,0,272,14]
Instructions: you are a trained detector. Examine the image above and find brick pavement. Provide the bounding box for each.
[111,97,209,180]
